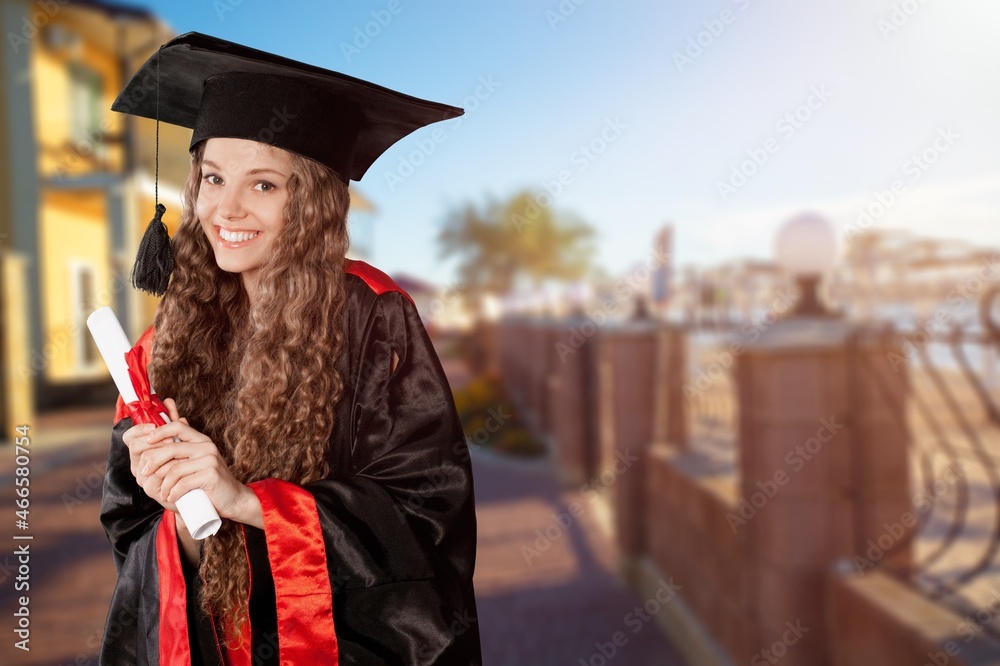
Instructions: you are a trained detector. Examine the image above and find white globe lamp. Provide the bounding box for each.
[774,212,839,317]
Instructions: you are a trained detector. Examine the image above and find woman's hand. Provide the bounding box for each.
[126,398,261,527]
[122,408,178,514]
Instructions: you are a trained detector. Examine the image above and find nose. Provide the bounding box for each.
[217,185,246,220]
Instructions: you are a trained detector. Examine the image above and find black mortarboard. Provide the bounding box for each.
[112,31,463,295]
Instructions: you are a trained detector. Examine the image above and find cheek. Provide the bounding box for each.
[263,198,288,233]
[195,195,212,221]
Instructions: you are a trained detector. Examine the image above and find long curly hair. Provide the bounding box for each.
[148,140,350,645]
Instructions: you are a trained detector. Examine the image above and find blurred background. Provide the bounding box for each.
[1,0,1000,664]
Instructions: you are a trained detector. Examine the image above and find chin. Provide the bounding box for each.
[212,256,251,275]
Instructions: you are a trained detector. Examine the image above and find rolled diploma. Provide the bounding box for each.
[86,306,222,540]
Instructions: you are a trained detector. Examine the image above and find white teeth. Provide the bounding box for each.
[220,229,260,243]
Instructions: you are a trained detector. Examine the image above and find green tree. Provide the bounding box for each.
[438,191,596,307]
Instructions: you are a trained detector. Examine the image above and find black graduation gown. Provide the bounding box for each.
[98,260,483,665]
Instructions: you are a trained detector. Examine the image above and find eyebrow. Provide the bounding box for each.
[202,160,289,179]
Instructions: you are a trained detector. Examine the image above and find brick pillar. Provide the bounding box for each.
[655,325,689,450]
[549,320,599,486]
[477,320,500,377]
[537,321,555,438]
[736,318,910,666]
[502,320,528,409]
[523,320,549,434]
[600,322,660,580]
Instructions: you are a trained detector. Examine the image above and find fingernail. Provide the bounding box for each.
[141,464,148,475]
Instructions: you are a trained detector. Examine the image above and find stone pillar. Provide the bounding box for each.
[600,322,660,578]
[736,318,910,666]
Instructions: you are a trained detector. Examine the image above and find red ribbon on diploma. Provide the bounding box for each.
[124,344,169,427]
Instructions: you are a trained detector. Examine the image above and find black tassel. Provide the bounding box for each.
[130,203,173,296]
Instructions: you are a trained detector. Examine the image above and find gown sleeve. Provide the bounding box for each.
[245,289,482,665]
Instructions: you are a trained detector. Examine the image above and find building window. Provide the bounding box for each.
[69,262,101,369]
[68,62,103,152]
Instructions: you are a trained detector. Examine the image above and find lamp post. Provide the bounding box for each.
[774,212,840,318]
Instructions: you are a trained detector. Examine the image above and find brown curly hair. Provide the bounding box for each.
[148,139,350,645]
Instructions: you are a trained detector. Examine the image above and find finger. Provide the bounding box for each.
[127,429,160,461]
[147,457,183,480]
[140,475,165,503]
[164,469,217,505]
[163,398,181,423]
[160,459,214,502]
[123,423,155,448]
[147,420,207,446]
[141,442,205,475]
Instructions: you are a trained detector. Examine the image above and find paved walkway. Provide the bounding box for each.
[0,431,116,666]
[472,449,688,666]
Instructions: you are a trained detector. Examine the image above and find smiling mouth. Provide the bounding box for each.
[216,226,261,247]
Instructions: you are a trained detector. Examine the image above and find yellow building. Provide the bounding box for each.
[0,0,375,439]
[1,0,183,437]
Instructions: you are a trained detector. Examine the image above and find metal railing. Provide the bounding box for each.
[683,321,740,468]
[861,288,1000,637]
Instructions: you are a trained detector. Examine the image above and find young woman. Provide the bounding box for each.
[99,33,481,665]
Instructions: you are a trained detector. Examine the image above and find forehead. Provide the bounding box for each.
[201,137,293,171]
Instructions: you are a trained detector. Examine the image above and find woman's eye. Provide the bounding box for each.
[254,181,276,193]
[203,174,223,186]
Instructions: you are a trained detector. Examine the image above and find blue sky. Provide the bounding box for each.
[132,0,1000,286]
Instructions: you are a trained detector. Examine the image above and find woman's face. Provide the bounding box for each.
[196,137,294,298]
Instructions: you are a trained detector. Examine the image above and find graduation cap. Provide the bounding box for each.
[112,31,463,295]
